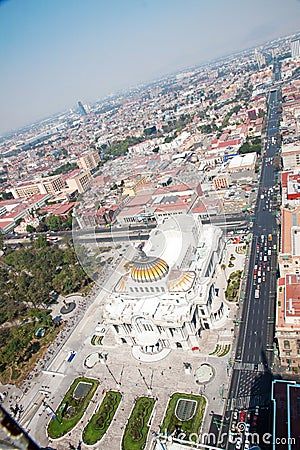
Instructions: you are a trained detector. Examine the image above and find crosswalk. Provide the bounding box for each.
[226,366,272,412]
[234,362,265,372]
[227,393,269,411]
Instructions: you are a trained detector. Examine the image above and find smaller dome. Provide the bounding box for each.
[131,257,169,283]
[168,270,195,292]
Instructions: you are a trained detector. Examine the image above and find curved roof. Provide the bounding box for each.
[131,256,169,283]
[168,270,195,292]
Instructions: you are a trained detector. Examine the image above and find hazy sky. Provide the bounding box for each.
[0,0,299,134]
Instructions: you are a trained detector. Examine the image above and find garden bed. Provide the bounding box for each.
[225,270,242,302]
[122,397,155,450]
[82,391,121,445]
[160,393,206,441]
[47,377,98,439]
[91,335,103,346]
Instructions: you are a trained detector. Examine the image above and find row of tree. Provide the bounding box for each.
[0,238,91,325]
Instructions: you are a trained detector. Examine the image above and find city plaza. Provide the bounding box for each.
[0,214,247,449]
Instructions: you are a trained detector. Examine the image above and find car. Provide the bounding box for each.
[254,405,260,415]
[252,414,258,428]
[254,363,258,372]
[231,421,237,432]
[239,410,245,422]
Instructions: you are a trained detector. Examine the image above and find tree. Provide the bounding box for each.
[26,224,36,233]
[34,236,48,248]
[36,221,48,233]
[49,162,78,176]
[0,191,13,200]
[239,140,261,155]
[45,215,63,232]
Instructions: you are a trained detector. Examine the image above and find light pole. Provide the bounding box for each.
[138,368,152,393]
[105,364,120,386]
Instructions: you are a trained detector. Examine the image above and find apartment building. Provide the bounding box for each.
[279,206,300,277]
[10,175,65,199]
[282,143,300,170]
[276,274,300,370]
[64,169,92,194]
[77,150,100,171]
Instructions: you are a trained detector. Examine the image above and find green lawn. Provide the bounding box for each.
[160,393,206,441]
[47,377,98,439]
[122,397,155,450]
[82,391,122,445]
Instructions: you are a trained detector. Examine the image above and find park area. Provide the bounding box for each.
[82,391,122,445]
[160,393,206,441]
[47,377,98,439]
[225,270,243,302]
[122,396,155,450]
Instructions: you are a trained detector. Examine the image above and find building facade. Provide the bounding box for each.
[103,214,226,358]
[276,274,300,370]
[77,150,100,171]
[10,175,65,199]
[291,37,300,60]
[282,143,300,170]
[64,169,92,194]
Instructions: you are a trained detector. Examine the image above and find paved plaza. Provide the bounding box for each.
[0,239,247,450]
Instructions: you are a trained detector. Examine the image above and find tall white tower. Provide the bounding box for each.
[291,38,300,60]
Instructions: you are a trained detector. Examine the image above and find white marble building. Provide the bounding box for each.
[103,214,226,358]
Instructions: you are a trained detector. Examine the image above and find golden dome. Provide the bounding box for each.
[131,256,169,283]
[168,270,195,292]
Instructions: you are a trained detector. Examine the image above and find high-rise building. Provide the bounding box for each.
[255,49,266,69]
[10,175,65,199]
[291,37,300,60]
[78,101,87,116]
[64,169,92,194]
[77,150,100,171]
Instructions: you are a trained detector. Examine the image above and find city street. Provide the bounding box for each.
[219,83,281,450]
